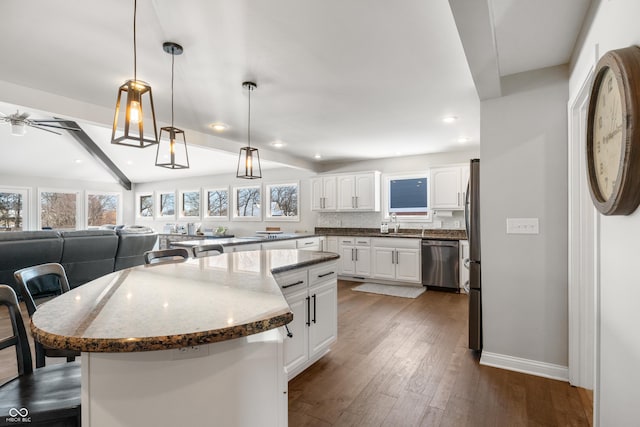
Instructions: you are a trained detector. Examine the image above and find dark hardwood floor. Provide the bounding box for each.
[289,280,592,427]
[0,281,592,426]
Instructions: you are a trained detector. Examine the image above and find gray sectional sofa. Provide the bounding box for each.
[0,226,157,298]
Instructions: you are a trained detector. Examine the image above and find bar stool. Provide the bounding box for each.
[144,248,190,264]
[13,263,80,368]
[0,285,81,426]
[192,243,224,258]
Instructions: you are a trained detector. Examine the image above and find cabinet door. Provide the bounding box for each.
[395,248,421,283]
[431,167,462,209]
[337,175,356,210]
[353,173,376,210]
[283,288,309,376]
[340,245,355,275]
[326,236,338,254]
[322,176,337,210]
[310,177,324,211]
[354,246,371,277]
[308,280,337,356]
[372,246,396,280]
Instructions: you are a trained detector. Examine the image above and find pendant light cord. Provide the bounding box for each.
[247,85,252,149]
[171,51,175,127]
[133,0,137,82]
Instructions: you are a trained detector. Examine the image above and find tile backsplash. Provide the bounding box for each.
[316,211,466,230]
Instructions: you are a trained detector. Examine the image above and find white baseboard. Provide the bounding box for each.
[480,351,569,382]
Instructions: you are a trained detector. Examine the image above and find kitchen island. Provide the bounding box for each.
[31,249,339,427]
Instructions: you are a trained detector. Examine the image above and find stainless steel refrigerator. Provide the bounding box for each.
[465,159,482,351]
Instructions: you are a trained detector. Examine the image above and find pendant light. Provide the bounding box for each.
[155,42,189,169]
[111,0,158,148]
[237,81,262,179]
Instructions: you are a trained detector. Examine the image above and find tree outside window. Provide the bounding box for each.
[87,193,119,227]
[0,192,24,231]
[206,189,228,218]
[41,191,77,229]
[161,193,175,216]
[181,191,201,218]
[266,183,299,220]
[234,186,261,219]
[139,194,153,217]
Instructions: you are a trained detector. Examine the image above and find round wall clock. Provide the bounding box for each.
[586,46,640,215]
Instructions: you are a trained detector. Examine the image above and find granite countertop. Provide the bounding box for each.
[170,233,318,249]
[314,227,466,241]
[31,249,339,353]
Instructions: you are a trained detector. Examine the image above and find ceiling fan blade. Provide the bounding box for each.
[29,122,80,132]
[30,125,62,135]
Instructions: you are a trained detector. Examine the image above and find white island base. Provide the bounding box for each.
[81,329,287,427]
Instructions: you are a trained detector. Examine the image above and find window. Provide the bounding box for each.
[180,190,201,219]
[233,185,261,221]
[265,182,299,221]
[0,188,29,231]
[136,192,154,219]
[204,187,229,220]
[156,191,176,219]
[39,189,79,230]
[86,192,121,228]
[382,173,431,221]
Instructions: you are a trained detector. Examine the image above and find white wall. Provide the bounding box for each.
[569,1,640,425]
[480,66,569,371]
[132,167,318,237]
[0,173,131,230]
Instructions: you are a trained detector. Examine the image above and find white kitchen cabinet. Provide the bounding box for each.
[336,172,381,211]
[297,237,321,251]
[459,239,469,292]
[262,239,297,250]
[275,261,338,380]
[431,165,470,210]
[371,238,421,283]
[338,237,371,277]
[325,236,338,254]
[311,176,337,211]
[227,242,262,252]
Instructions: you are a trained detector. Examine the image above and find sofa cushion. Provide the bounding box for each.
[114,226,158,271]
[0,231,63,296]
[59,230,118,288]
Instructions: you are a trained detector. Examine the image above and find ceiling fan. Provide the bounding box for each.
[0,110,81,136]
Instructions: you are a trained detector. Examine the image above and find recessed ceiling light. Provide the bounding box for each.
[209,122,229,132]
[74,159,82,164]
[126,160,133,165]
[271,140,286,148]
[457,137,471,143]
[442,116,458,124]
[314,154,322,159]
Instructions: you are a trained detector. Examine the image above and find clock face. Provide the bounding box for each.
[592,67,624,201]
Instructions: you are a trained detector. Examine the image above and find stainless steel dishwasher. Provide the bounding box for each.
[421,239,459,291]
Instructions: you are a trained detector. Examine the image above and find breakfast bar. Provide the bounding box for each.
[30,249,339,427]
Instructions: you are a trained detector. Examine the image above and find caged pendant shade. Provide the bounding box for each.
[155,42,189,169]
[237,81,262,179]
[111,0,159,148]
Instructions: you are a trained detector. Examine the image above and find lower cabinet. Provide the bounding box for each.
[338,237,371,277]
[275,261,338,380]
[371,238,421,283]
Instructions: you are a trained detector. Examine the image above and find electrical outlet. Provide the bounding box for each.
[173,345,209,360]
[506,218,539,234]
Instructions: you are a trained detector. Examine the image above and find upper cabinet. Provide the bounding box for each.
[312,171,380,212]
[430,165,469,210]
[310,176,337,211]
[336,172,381,211]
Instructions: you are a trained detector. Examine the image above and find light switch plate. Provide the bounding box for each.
[506,218,539,234]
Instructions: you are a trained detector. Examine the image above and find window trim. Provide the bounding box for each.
[135,191,154,220]
[203,187,230,221]
[232,184,262,222]
[38,187,82,231]
[178,189,202,220]
[264,181,300,222]
[156,190,177,220]
[381,172,432,223]
[85,190,122,229]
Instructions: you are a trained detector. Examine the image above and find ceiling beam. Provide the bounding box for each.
[60,121,132,190]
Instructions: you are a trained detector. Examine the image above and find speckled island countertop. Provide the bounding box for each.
[31,249,339,353]
[315,227,467,240]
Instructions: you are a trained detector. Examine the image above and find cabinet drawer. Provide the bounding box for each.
[297,237,320,249]
[371,237,420,249]
[353,237,371,246]
[309,262,338,286]
[274,270,308,294]
[338,237,355,245]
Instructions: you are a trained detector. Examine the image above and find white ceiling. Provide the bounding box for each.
[0,0,592,185]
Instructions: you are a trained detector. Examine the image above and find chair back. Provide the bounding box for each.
[144,248,190,265]
[0,285,33,377]
[14,263,71,317]
[192,243,224,258]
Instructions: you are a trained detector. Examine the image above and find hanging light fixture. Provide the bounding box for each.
[237,81,262,179]
[111,0,159,148]
[155,42,189,169]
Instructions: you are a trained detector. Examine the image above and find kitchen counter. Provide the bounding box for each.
[170,232,318,250]
[31,249,338,352]
[315,227,466,240]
